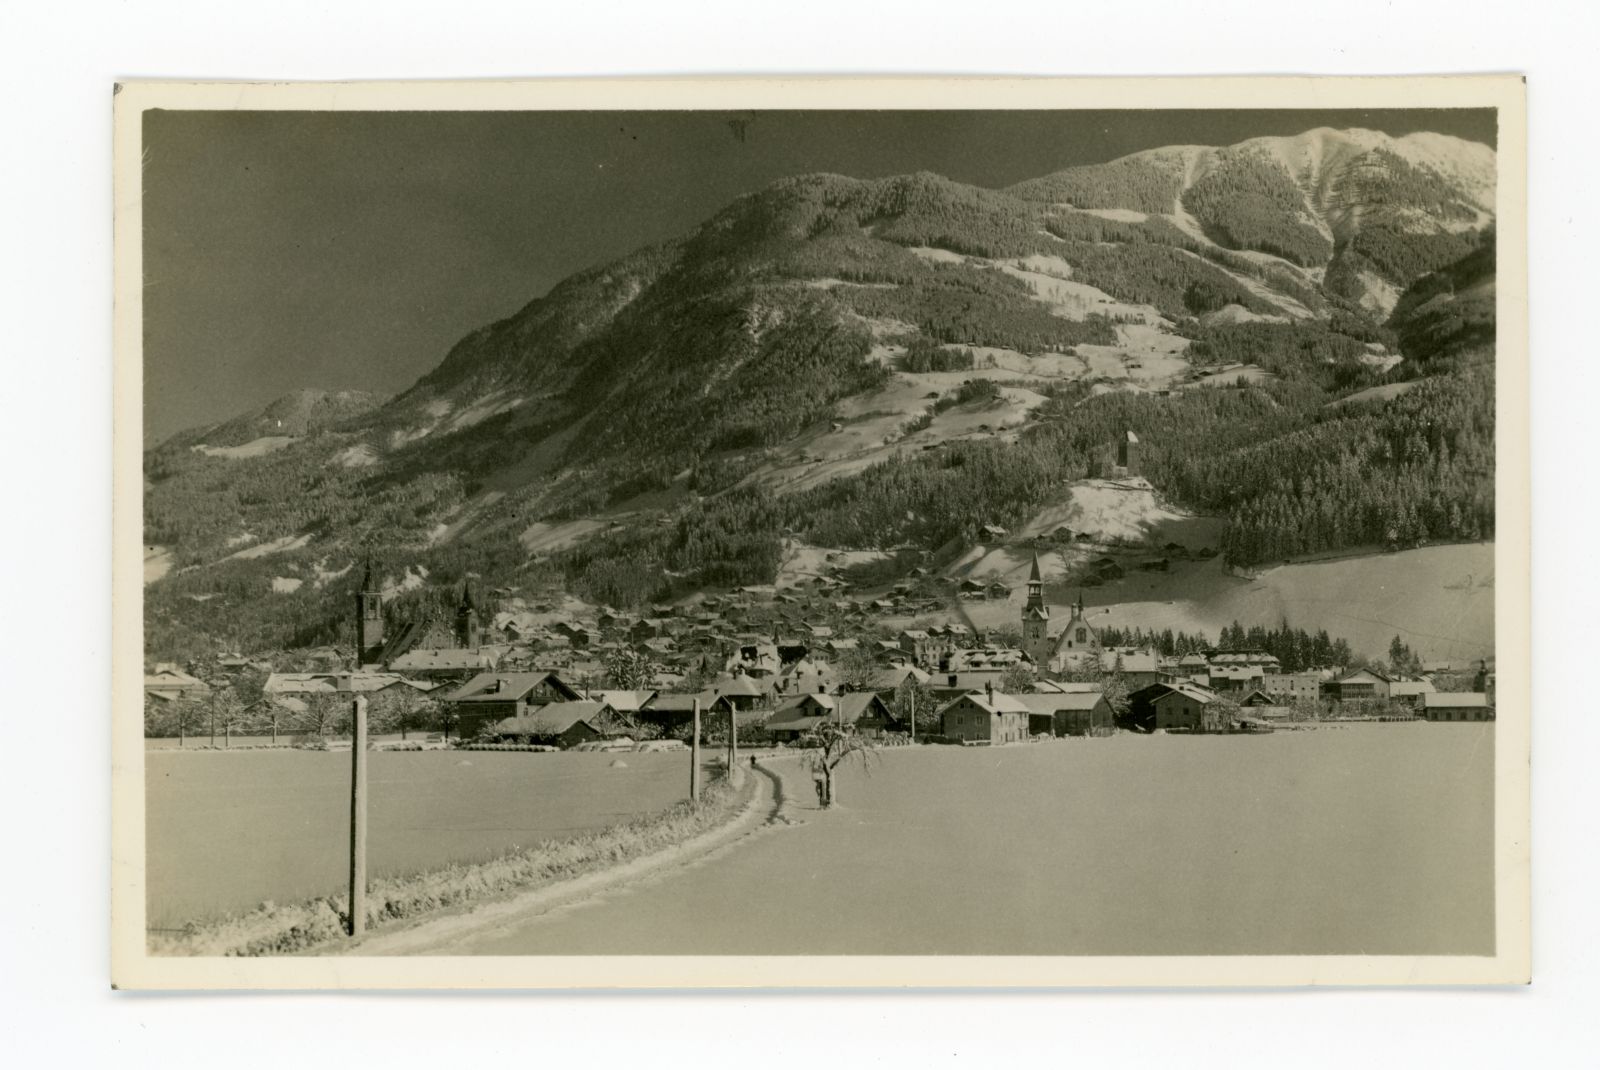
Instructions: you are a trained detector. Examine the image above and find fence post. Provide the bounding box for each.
[349,694,368,937]
[690,698,701,804]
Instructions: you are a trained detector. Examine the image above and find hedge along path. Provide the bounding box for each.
[149,759,777,958]
[340,756,795,957]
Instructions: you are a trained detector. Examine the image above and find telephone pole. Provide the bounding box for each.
[348,694,368,937]
[690,698,702,803]
[728,704,738,771]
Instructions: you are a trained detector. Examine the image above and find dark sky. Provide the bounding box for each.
[142,108,1496,442]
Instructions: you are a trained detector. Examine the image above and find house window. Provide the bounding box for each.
[1076,629,1086,642]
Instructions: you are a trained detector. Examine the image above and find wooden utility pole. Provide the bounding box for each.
[728,705,738,771]
[348,694,368,938]
[909,690,916,742]
[690,698,702,803]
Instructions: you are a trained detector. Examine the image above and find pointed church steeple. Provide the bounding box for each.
[1021,554,1050,666]
[454,579,480,649]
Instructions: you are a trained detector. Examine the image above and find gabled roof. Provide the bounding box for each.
[447,671,582,704]
[931,671,1009,693]
[712,674,767,697]
[1131,681,1223,705]
[940,691,1031,717]
[867,665,931,690]
[774,692,838,714]
[144,668,210,690]
[647,691,734,713]
[594,689,656,712]
[527,700,611,733]
[837,692,892,723]
[1012,691,1108,714]
[389,648,495,672]
[492,700,613,736]
[1339,666,1394,683]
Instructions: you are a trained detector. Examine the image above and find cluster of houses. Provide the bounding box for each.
[146,551,1496,744]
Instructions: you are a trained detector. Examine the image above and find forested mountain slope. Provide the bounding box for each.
[143,127,1498,660]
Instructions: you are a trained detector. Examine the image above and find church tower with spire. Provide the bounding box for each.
[1022,554,1052,667]
[355,555,384,666]
[454,580,480,649]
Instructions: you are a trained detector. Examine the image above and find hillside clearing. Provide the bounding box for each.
[1329,380,1422,407]
[225,533,313,561]
[775,540,889,590]
[192,435,297,460]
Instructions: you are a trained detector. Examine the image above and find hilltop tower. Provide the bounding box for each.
[355,555,384,666]
[1022,554,1051,667]
[1117,430,1140,475]
[454,581,480,649]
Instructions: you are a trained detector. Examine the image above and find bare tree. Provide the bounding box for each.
[804,722,878,809]
[389,690,435,741]
[205,685,245,747]
[889,678,931,740]
[604,648,658,691]
[837,649,880,692]
[999,663,1035,693]
[299,692,344,739]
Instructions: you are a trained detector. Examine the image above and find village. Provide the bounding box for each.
[145,537,1497,755]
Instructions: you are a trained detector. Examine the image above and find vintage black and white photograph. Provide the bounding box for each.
[112,77,1528,987]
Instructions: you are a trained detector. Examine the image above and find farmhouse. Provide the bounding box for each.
[1125,681,1228,733]
[489,700,620,747]
[765,692,898,741]
[640,691,737,734]
[939,689,1031,745]
[706,673,768,711]
[1420,692,1495,722]
[446,671,584,738]
[144,665,212,703]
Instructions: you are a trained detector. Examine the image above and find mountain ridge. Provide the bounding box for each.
[143,126,1498,662]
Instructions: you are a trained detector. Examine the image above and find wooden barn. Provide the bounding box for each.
[1125,681,1228,733]
[1014,691,1115,737]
